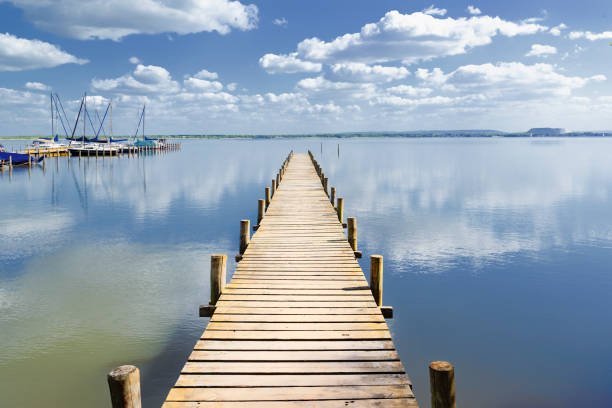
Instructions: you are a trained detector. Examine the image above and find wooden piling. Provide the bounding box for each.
[271,179,276,197]
[265,187,270,210]
[370,255,383,306]
[330,186,336,205]
[257,199,264,227]
[276,173,280,187]
[323,177,328,197]
[240,219,250,254]
[209,254,227,305]
[336,197,344,224]
[347,217,357,251]
[430,361,456,408]
[107,365,141,408]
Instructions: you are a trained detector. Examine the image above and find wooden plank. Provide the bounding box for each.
[188,350,399,361]
[201,330,392,340]
[174,373,411,387]
[210,314,385,322]
[182,361,406,374]
[166,385,414,401]
[205,322,389,331]
[163,399,418,407]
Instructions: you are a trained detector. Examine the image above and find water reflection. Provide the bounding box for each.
[1,138,612,407]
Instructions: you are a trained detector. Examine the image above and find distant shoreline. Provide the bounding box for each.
[1,132,611,140]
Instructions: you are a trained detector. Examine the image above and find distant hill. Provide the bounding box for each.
[527,128,565,136]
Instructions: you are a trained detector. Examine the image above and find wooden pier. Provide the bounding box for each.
[161,152,419,407]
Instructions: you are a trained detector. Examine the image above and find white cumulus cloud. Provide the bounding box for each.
[569,30,612,41]
[8,0,259,41]
[525,44,557,57]
[330,63,410,82]
[467,5,482,15]
[386,85,433,97]
[129,57,141,64]
[423,5,447,16]
[92,64,180,94]
[193,69,219,80]
[0,32,87,71]
[25,81,51,91]
[293,10,547,65]
[417,62,606,98]
[273,17,288,27]
[549,23,567,36]
[259,53,322,74]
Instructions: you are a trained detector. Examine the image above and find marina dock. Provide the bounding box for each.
[161,152,419,407]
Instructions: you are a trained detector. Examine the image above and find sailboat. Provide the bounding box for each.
[133,105,165,149]
[23,93,70,156]
[68,93,118,156]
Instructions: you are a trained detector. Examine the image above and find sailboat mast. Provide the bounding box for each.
[110,100,113,139]
[50,93,54,138]
[143,105,145,140]
[83,92,86,143]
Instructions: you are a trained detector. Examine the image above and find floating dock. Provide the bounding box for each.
[161,153,419,407]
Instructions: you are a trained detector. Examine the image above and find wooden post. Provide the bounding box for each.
[28,153,31,167]
[430,361,456,408]
[323,177,328,197]
[8,155,12,171]
[276,173,280,187]
[257,199,265,226]
[43,156,46,172]
[240,219,250,254]
[370,255,383,306]
[330,187,336,205]
[271,179,276,197]
[336,197,344,223]
[209,254,227,305]
[265,187,270,210]
[107,365,141,408]
[347,217,357,251]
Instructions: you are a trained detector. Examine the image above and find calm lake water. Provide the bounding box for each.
[1,138,612,407]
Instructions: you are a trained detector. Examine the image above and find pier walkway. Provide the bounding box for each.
[162,153,418,407]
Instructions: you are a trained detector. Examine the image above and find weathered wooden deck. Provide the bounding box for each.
[162,153,418,407]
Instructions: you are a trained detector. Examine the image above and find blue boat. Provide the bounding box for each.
[0,151,44,166]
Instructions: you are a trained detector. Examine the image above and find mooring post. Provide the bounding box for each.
[107,365,141,408]
[210,254,227,305]
[430,361,456,408]
[370,255,383,306]
[323,177,329,197]
[240,219,250,254]
[271,179,276,197]
[336,197,344,224]
[265,187,270,210]
[277,172,280,187]
[347,216,357,249]
[256,199,265,229]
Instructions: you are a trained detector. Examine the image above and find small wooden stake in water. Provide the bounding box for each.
[347,217,357,251]
[257,199,265,226]
[330,187,336,205]
[336,197,344,223]
[210,254,227,305]
[240,219,250,254]
[370,255,383,306]
[107,365,141,408]
[430,361,456,408]
[265,187,271,210]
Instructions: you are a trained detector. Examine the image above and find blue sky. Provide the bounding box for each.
[0,0,611,135]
